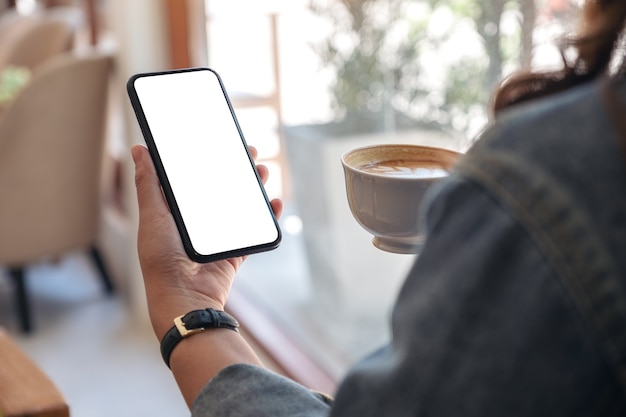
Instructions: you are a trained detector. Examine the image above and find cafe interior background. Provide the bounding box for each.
[0,0,579,414]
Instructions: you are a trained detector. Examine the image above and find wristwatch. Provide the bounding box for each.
[160,308,239,368]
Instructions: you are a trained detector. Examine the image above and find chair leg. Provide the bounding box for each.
[9,268,32,334]
[90,246,114,295]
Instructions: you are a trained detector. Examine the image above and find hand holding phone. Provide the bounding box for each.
[127,68,281,263]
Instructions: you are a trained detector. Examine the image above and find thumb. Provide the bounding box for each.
[131,145,169,218]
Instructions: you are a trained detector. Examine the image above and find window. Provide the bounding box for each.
[200,0,582,384]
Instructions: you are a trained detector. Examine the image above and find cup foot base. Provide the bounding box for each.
[372,236,425,254]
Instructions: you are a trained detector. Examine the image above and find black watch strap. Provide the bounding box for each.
[160,308,239,368]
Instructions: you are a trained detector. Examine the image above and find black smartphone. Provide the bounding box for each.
[127,67,281,263]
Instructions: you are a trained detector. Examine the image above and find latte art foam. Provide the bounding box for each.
[359,160,449,178]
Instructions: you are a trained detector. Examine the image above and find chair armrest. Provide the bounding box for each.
[0,329,69,417]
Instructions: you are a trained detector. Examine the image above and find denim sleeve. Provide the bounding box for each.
[192,174,622,417]
[192,364,332,417]
[329,175,621,417]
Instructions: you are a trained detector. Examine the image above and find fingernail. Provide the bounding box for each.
[131,146,141,164]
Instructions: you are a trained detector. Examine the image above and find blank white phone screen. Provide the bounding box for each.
[133,70,279,257]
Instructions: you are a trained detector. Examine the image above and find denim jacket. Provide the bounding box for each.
[192,78,626,417]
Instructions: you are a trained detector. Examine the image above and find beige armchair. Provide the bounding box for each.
[0,52,114,333]
[0,11,74,71]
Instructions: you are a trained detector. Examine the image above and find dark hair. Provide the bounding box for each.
[492,0,626,114]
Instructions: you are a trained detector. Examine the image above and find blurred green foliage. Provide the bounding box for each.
[309,0,567,137]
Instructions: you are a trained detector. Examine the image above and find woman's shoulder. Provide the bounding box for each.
[462,77,625,204]
[477,79,607,155]
[450,78,626,329]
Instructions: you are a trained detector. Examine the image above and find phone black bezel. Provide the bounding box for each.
[126,67,281,263]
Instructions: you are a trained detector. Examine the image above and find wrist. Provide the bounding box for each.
[148,295,225,340]
[146,286,225,330]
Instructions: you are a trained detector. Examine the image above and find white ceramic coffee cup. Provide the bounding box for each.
[341,144,461,254]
